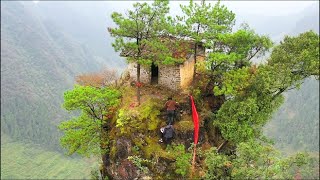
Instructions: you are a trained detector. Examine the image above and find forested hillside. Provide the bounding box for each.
[263,4,319,154]
[57,1,319,179]
[1,1,318,179]
[1,1,102,150]
[1,134,93,179]
[28,1,126,70]
[1,2,120,178]
[265,78,319,152]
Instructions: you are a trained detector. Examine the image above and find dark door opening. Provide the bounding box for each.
[151,63,158,84]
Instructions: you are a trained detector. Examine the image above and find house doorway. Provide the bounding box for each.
[151,63,158,84]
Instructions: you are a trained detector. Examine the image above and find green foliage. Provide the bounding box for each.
[176,0,237,75]
[214,94,284,143]
[59,85,121,156]
[264,77,319,152]
[116,98,161,134]
[166,144,192,177]
[174,120,194,132]
[191,87,203,106]
[232,141,317,179]
[63,85,121,114]
[214,31,319,144]
[142,136,168,160]
[175,0,275,145]
[205,147,231,179]
[128,155,154,174]
[90,169,100,180]
[213,67,253,97]
[1,1,103,152]
[138,99,161,131]
[1,134,94,179]
[109,0,181,66]
[205,28,272,79]
[204,140,317,179]
[269,31,319,79]
[115,109,132,132]
[109,0,179,104]
[178,0,235,45]
[178,0,273,78]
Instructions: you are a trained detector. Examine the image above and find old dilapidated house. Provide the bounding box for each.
[122,38,205,90]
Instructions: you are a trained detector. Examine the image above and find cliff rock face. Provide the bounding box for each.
[107,138,138,180]
[103,83,223,179]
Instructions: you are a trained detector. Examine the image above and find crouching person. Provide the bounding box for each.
[159,125,175,144]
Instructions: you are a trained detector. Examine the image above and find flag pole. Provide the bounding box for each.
[191,143,197,177]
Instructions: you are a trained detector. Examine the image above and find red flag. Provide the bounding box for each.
[190,95,199,144]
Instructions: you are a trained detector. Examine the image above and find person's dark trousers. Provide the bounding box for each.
[167,110,175,125]
[164,137,172,145]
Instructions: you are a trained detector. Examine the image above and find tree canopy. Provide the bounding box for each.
[108,0,180,104]
[59,1,319,179]
[59,85,121,156]
[212,31,319,144]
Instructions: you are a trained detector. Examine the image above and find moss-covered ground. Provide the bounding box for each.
[110,81,209,178]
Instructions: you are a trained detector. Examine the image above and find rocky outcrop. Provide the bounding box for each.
[104,83,225,179]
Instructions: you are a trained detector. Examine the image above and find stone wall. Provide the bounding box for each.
[180,57,195,89]
[127,62,151,84]
[126,53,205,90]
[158,65,180,90]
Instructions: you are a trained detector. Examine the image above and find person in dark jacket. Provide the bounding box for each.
[164,97,179,125]
[159,125,175,144]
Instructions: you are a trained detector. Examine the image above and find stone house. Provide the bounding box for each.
[122,39,205,90]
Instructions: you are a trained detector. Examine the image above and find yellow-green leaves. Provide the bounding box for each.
[269,31,319,79]
[116,98,161,135]
[204,141,316,179]
[59,85,121,156]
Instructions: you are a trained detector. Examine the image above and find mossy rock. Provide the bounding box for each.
[141,136,178,161]
[143,136,164,159]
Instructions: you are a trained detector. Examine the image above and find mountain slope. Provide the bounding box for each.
[28,1,126,70]
[1,1,101,150]
[1,134,94,179]
[264,78,319,152]
[264,4,319,154]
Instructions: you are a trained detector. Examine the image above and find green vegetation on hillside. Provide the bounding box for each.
[59,0,319,175]
[1,1,103,151]
[1,0,319,179]
[265,78,319,152]
[59,85,122,179]
[1,134,95,179]
[109,0,180,105]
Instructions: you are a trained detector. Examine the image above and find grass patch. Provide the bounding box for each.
[175,119,194,132]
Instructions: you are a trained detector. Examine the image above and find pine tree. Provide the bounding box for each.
[108,0,170,105]
[59,85,121,179]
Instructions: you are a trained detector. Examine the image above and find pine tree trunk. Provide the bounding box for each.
[137,63,141,105]
[101,153,110,179]
[193,43,198,80]
[100,119,111,179]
